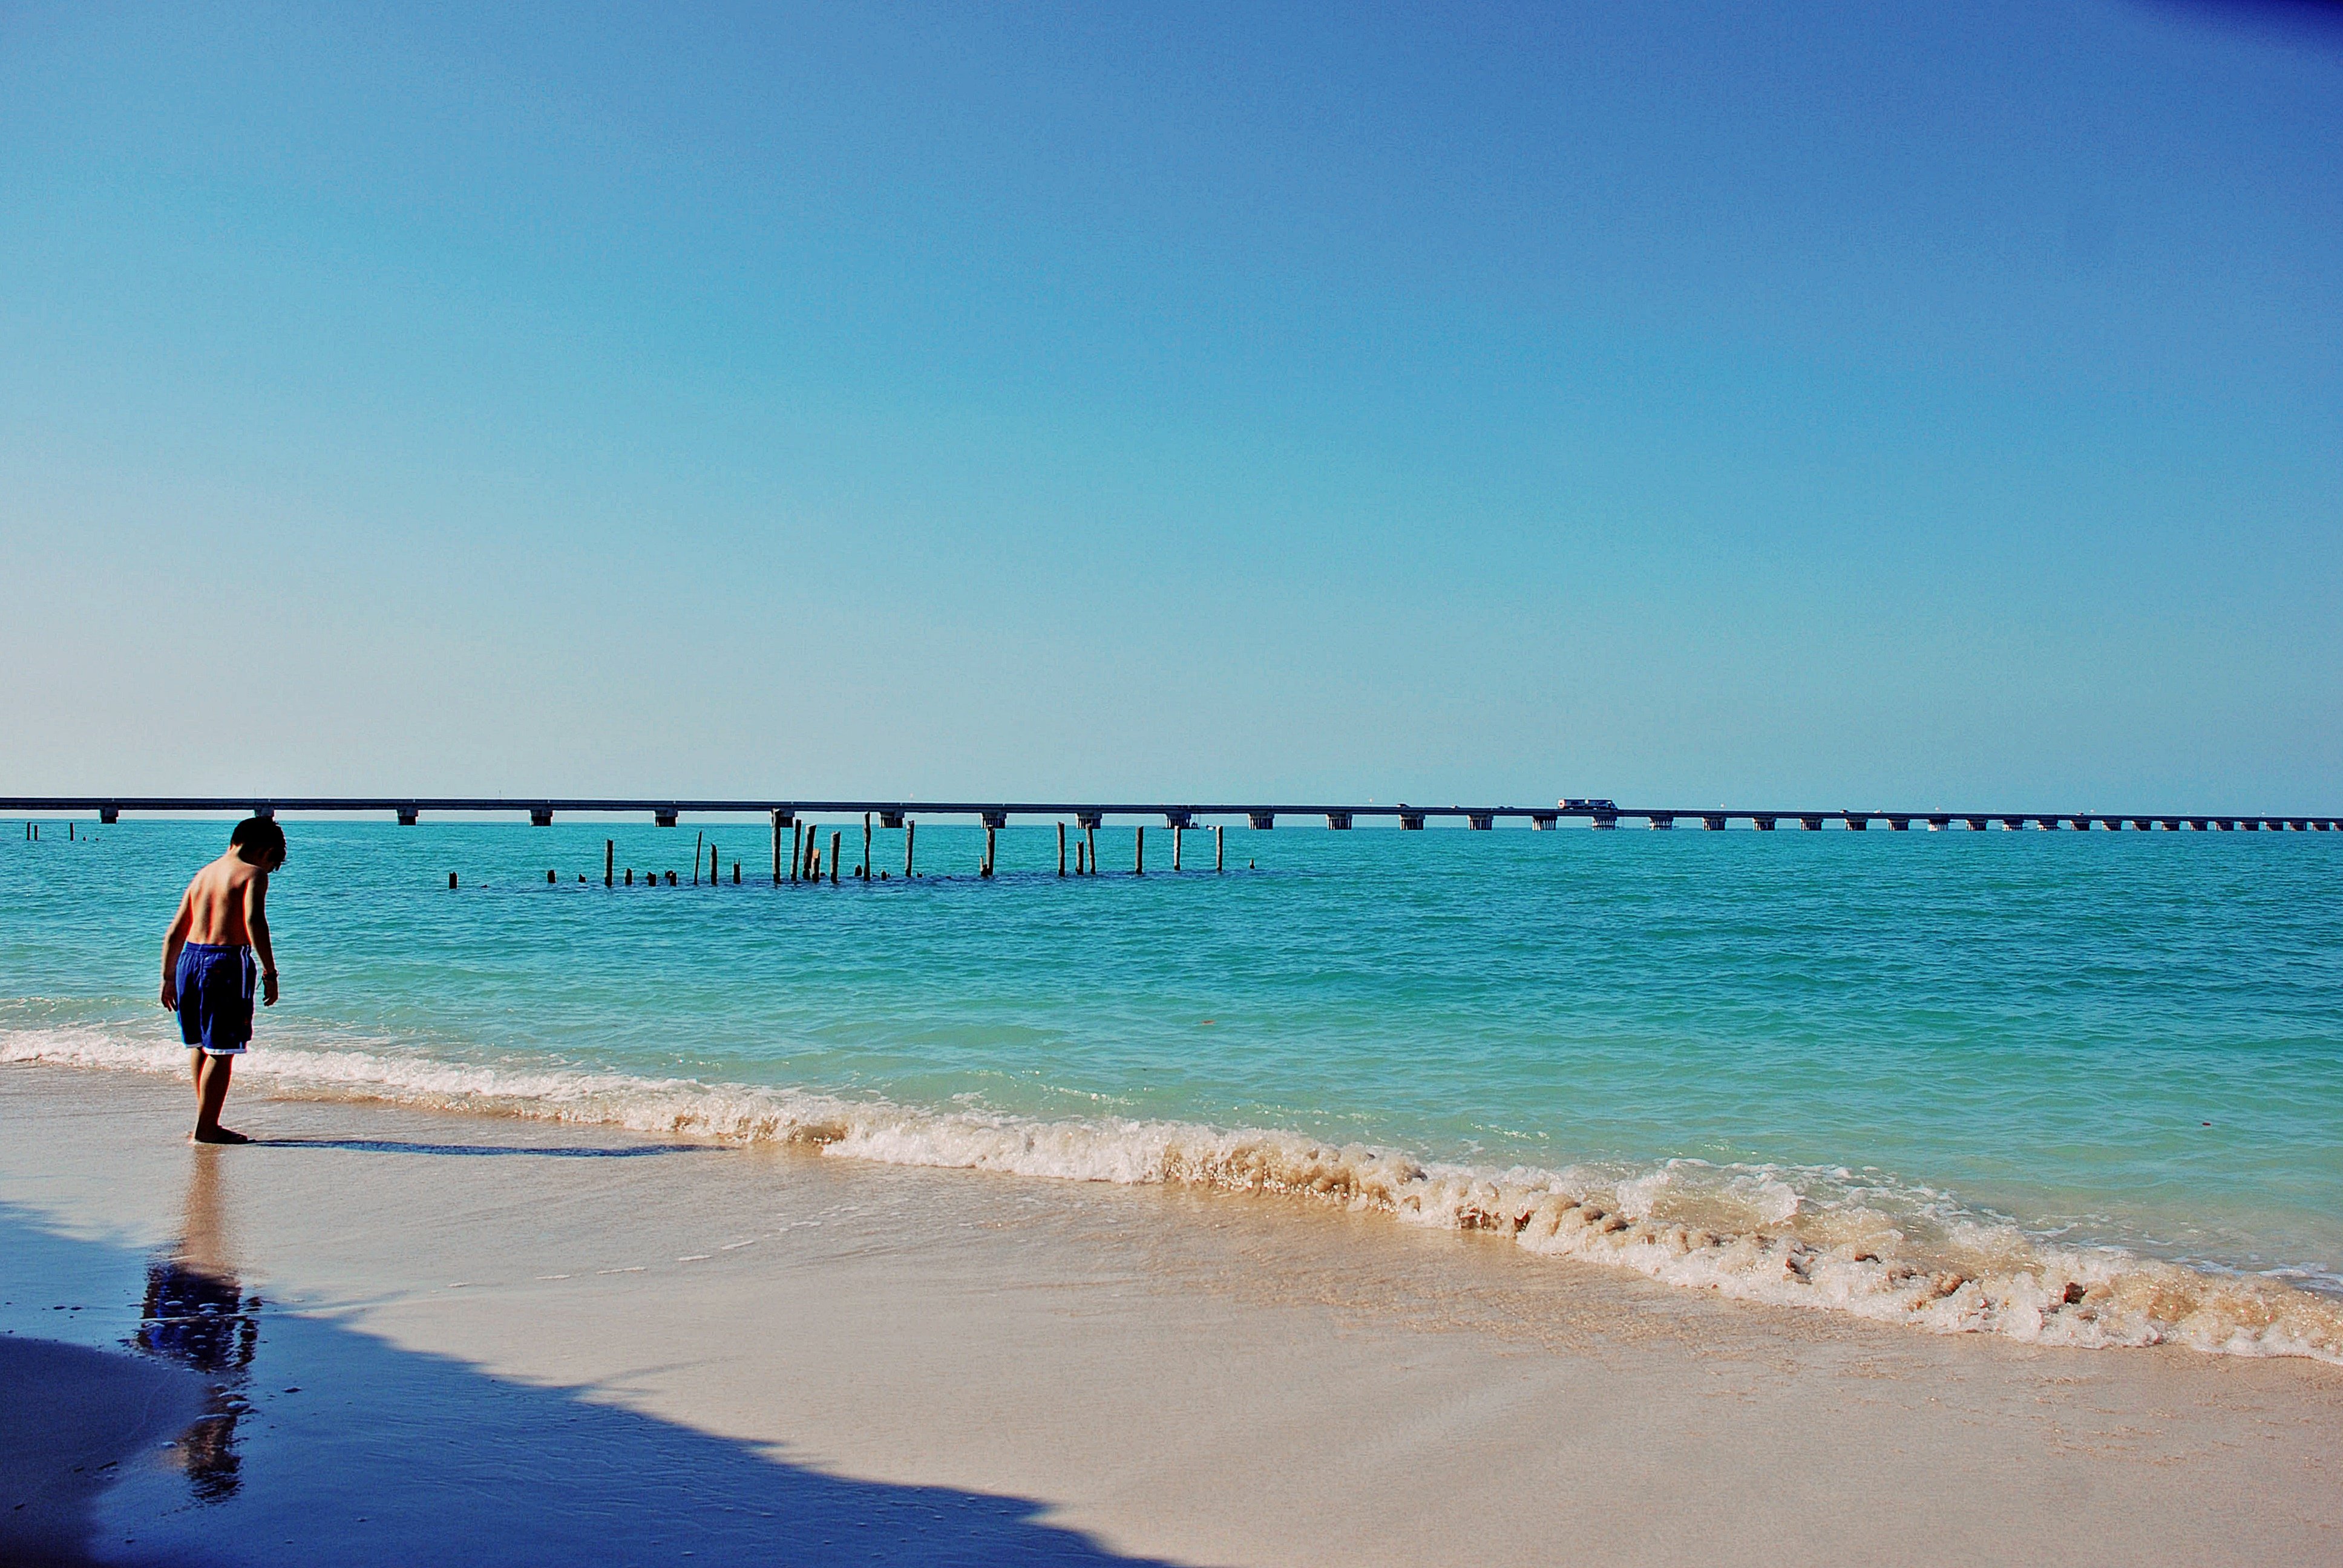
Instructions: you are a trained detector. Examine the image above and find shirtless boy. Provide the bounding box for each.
[159,817,285,1143]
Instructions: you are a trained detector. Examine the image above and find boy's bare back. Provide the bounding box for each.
[176,853,271,947]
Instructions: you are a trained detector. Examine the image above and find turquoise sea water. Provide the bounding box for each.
[5,816,2340,1350]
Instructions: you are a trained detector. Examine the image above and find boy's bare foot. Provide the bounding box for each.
[192,1127,251,1145]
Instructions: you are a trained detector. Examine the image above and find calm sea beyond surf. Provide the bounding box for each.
[7,817,2340,1361]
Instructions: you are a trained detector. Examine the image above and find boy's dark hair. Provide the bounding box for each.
[229,816,286,863]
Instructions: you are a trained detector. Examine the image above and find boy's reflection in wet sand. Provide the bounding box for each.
[131,1143,261,1501]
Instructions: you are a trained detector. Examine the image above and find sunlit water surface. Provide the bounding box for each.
[4,817,2339,1302]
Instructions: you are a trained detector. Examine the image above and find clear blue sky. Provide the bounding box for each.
[3,2,2336,809]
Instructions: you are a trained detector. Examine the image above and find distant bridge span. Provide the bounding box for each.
[2,797,2333,832]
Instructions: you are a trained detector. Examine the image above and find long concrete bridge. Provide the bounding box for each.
[3,797,2334,832]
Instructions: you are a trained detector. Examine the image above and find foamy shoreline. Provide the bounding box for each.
[10,1026,2339,1366]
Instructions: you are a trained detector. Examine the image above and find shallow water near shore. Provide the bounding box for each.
[4,816,2341,1358]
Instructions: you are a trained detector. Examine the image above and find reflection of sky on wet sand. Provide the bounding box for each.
[130,1145,260,1501]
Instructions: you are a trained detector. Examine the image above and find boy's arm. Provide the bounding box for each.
[160,888,193,1007]
[244,873,279,1006]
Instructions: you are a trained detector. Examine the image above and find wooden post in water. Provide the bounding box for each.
[693,831,703,886]
[448,872,457,889]
[546,869,556,884]
[1135,826,1145,875]
[829,830,842,884]
[790,822,804,884]
[905,819,916,878]
[862,812,873,881]
[1173,825,1182,871]
[625,868,633,885]
[1086,825,1097,875]
[709,842,718,887]
[983,825,996,878]
[733,861,740,884]
[1058,822,1067,876]
[1216,824,1224,872]
[772,812,784,885]
[605,840,614,887]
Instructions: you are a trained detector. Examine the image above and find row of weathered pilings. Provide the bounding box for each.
[496,815,1237,890]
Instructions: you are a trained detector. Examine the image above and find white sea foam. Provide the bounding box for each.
[9,1025,2340,1365]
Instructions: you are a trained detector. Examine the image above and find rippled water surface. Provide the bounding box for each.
[4,817,2339,1293]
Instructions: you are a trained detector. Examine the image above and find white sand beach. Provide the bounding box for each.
[4,1060,2338,1567]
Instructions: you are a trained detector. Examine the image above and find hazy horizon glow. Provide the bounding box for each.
[3,2,2337,811]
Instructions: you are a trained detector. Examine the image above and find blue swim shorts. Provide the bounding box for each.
[176,942,257,1057]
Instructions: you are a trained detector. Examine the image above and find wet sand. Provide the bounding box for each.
[3,1060,2338,1567]
[0,1338,205,1567]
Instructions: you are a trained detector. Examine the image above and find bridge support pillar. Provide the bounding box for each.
[1530,812,1558,830]
[1468,813,1494,831]
[981,809,1008,829]
[1647,814,1674,829]
[1752,817,1776,831]
[397,807,419,826]
[655,808,678,828]
[1249,811,1276,830]
[1326,812,1352,830]
[1844,815,1868,830]
[1397,811,1424,830]
[1888,817,1910,831]
[1702,815,1726,831]
[530,807,554,827]
[880,811,903,829]
[99,807,119,825]
[1076,811,1103,831]
[1592,813,1618,830]
[1799,816,1823,831]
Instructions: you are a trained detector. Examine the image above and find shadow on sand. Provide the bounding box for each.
[2,1201,1190,1568]
[247,1137,718,1158]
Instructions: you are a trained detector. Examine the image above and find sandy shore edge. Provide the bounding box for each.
[4,1060,2339,1567]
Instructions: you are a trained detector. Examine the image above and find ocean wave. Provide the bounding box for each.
[8,1025,2339,1365]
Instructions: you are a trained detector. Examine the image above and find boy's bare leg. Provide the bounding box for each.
[191,1051,246,1144]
